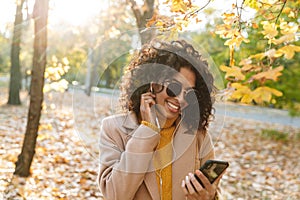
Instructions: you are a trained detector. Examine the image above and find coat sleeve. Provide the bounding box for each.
[97,116,160,200]
[198,132,224,200]
[199,132,215,166]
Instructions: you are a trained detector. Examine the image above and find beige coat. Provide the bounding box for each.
[97,111,215,200]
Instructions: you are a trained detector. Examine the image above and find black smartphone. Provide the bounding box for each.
[195,160,229,187]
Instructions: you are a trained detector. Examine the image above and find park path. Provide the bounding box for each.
[90,87,300,128]
[214,102,300,128]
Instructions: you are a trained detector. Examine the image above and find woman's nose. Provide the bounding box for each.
[176,90,186,103]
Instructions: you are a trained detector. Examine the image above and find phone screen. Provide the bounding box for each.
[200,160,229,183]
[194,160,229,188]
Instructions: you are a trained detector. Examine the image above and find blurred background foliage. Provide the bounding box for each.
[0,0,299,115]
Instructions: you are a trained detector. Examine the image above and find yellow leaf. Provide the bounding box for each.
[271,33,296,45]
[220,65,245,80]
[224,36,244,47]
[251,66,284,81]
[244,0,261,9]
[222,12,236,24]
[261,21,278,39]
[288,11,296,18]
[277,45,300,59]
[252,86,282,104]
[230,83,253,103]
[249,52,266,60]
[282,7,291,14]
[170,0,188,13]
[215,25,238,39]
[239,58,252,66]
[280,21,298,35]
[241,94,253,103]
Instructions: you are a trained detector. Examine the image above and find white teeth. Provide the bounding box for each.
[167,101,179,110]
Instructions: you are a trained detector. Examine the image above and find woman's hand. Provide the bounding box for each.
[181,170,224,200]
[140,92,157,124]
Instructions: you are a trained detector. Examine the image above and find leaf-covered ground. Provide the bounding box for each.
[0,89,300,199]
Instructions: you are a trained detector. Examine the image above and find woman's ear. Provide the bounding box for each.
[150,82,154,94]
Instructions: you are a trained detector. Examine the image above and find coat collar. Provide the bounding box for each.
[122,111,197,136]
[122,111,139,130]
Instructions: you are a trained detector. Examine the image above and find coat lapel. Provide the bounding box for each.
[144,172,160,200]
[172,124,198,199]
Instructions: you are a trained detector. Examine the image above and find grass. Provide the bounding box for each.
[261,129,289,142]
[261,128,300,142]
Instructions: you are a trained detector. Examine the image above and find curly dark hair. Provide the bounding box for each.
[119,39,216,132]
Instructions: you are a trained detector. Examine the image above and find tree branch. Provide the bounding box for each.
[184,0,211,20]
[275,0,287,25]
[127,0,142,27]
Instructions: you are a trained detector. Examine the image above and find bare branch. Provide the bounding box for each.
[127,0,142,26]
[275,0,287,24]
[184,0,212,20]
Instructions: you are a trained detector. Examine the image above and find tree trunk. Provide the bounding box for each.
[7,0,25,105]
[128,0,155,44]
[14,0,49,177]
[85,48,93,96]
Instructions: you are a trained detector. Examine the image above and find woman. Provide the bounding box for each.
[97,39,225,200]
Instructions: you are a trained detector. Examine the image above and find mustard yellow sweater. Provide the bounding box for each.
[154,119,176,200]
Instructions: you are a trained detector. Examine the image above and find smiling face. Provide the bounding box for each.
[155,67,196,121]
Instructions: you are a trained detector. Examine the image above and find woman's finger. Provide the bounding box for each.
[195,170,211,190]
[188,173,203,192]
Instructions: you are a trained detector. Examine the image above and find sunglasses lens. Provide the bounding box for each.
[185,89,199,103]
[151,83,164,94]
[166,82,182,97]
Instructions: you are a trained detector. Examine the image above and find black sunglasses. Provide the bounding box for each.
[151,80,199,102]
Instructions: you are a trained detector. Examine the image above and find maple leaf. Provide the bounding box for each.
[230,83,253,103]
[239,59,261,72]
[215,24,232,38]
[279,20,298,35]
[261,21,278,39]
[170,0,188,13]
[224,34,250,48]
[251,66,284,81]
[249,52,266,60]
[222,12,236,25]
[271,34,296,45]
[244,0,261,9]
[220,65,245,80]
[276,45,300,59]
[249,49,278,60]
[252,86,283,104]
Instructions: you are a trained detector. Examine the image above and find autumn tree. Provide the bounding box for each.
[7,0,25,105]
[127,0,155,44]
[149,0,299,108]
[14,0,49,177]
[216,0,299,105]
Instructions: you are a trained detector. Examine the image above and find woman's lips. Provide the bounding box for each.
[166,100,180,113]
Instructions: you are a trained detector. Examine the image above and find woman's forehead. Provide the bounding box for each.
[172,67,196,87]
